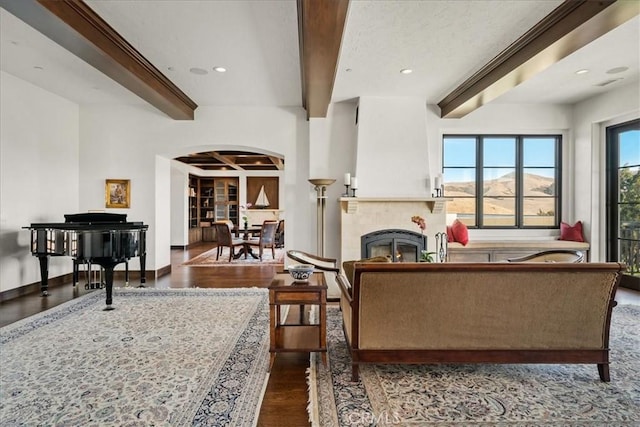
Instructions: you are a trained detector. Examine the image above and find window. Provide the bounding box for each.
[606,119,639,286]
[443,135,561,228]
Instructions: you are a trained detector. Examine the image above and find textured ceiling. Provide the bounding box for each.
[1,1,638,111]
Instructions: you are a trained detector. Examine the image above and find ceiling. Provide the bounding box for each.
[1,1,638,168]
[174,150,284,171]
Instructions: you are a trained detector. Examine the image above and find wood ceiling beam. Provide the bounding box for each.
[207,153,243,171]
[297,0,349,119]
[1,0,197,120]
[267,156,284,171]
[438,0,638,119]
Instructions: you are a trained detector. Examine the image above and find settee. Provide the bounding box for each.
[336,262,624,381]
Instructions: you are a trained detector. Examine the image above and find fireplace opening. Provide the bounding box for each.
[361,229,427,262]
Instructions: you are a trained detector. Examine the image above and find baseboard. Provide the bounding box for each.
[0,273,74,303]
[0,267,170,303]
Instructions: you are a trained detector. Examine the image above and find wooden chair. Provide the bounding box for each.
[274,219,285,248]
[286,250,342,301]
[246,220,278,261]
[507,250,584,263]
[213,221,245,262]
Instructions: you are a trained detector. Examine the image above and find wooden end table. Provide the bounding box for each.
[268,272,327,371]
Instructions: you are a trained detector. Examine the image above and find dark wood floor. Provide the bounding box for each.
[0,243,311,427]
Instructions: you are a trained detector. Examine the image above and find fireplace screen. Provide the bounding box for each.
[361,229,427,262]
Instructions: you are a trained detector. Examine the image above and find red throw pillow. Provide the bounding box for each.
[446,225,454,242]
[451,219,469,246]
[559,221,585,242]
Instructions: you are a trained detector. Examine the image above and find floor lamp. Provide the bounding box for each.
[308,179,336,257]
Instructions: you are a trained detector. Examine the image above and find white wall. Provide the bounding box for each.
[79,104,312,269]
[355,97,431,197]
[572,80,640,261]
[170,163,188,247]
[0,71,80,292]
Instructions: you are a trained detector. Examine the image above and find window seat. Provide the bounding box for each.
[446,240,590,262]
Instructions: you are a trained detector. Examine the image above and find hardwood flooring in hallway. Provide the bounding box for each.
[0,243,310,427]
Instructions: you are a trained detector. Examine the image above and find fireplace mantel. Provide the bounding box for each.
[339,197,451,214]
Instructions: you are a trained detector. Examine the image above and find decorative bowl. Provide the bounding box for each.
[288,264,315,282]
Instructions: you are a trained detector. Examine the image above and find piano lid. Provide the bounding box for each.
[65,212,127,223]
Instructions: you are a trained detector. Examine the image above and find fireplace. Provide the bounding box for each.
[361,229,427,262]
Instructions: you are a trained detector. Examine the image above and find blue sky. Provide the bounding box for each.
[620,130,639,167]
[443,137,557,183]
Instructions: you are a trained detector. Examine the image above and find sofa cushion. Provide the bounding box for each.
[451,219,469,245]
[559,221,585,242]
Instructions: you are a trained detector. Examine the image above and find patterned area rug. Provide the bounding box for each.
[309,305,640,426]
[0,288,270,426]
[182,246,285,266]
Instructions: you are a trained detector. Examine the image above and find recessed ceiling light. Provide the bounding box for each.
[400,68,413,74]
[213,66,227,73]
[575,69,589,75]
[607,66,629,74]
[189,67,208,75]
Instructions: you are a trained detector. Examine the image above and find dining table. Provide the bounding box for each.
[232,225,262,259]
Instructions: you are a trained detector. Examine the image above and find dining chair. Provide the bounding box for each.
[213,221,245,262]
[247,220,278,261]
[274,219,285,248]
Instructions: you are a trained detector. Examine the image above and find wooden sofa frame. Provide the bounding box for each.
[337,262,624,382]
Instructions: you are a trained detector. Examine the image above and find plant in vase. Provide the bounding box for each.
[411,215,426,234]
[240,203,253,229]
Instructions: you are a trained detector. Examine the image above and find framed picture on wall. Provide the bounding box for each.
[247,177,279,209]
[105,179,130,208]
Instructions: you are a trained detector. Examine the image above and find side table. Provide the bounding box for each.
[268,272,327,371]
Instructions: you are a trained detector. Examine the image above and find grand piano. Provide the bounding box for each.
[24,213,148,310]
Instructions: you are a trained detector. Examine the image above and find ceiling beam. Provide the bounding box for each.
[1,0,197,120]
[297,0,349,119]
[207,153,243,171]
[438,0,638,119]
[267,156,284,171]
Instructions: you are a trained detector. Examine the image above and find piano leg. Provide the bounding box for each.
[103,263,116,311]
[139,253,146,287]
[37,255,49,297]
[125,261,129,287]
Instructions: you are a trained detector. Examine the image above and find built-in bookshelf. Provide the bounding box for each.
[188,175,239,243]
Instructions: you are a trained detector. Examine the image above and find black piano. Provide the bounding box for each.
[24,213,148,310]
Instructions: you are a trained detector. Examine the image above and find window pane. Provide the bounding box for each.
[619,167,639,203]
[444,168,475,196]
[620,203,640,224]
[444,137,475,167]
[483,168,515,197]
[448,199,476,227]
[483,197,515,226]
[483,137,515,167]
[619,130,640,167]
[523,137,556,167]
[523,168,555,196]
[523,197,556,226]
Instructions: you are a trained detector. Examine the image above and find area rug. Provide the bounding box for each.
[0,288,270,426]
[309,305,640,426]
[182,247,285,266]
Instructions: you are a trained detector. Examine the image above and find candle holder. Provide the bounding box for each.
[343,184,350,197]
[435,187,442,198]
[351,188,357,197]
